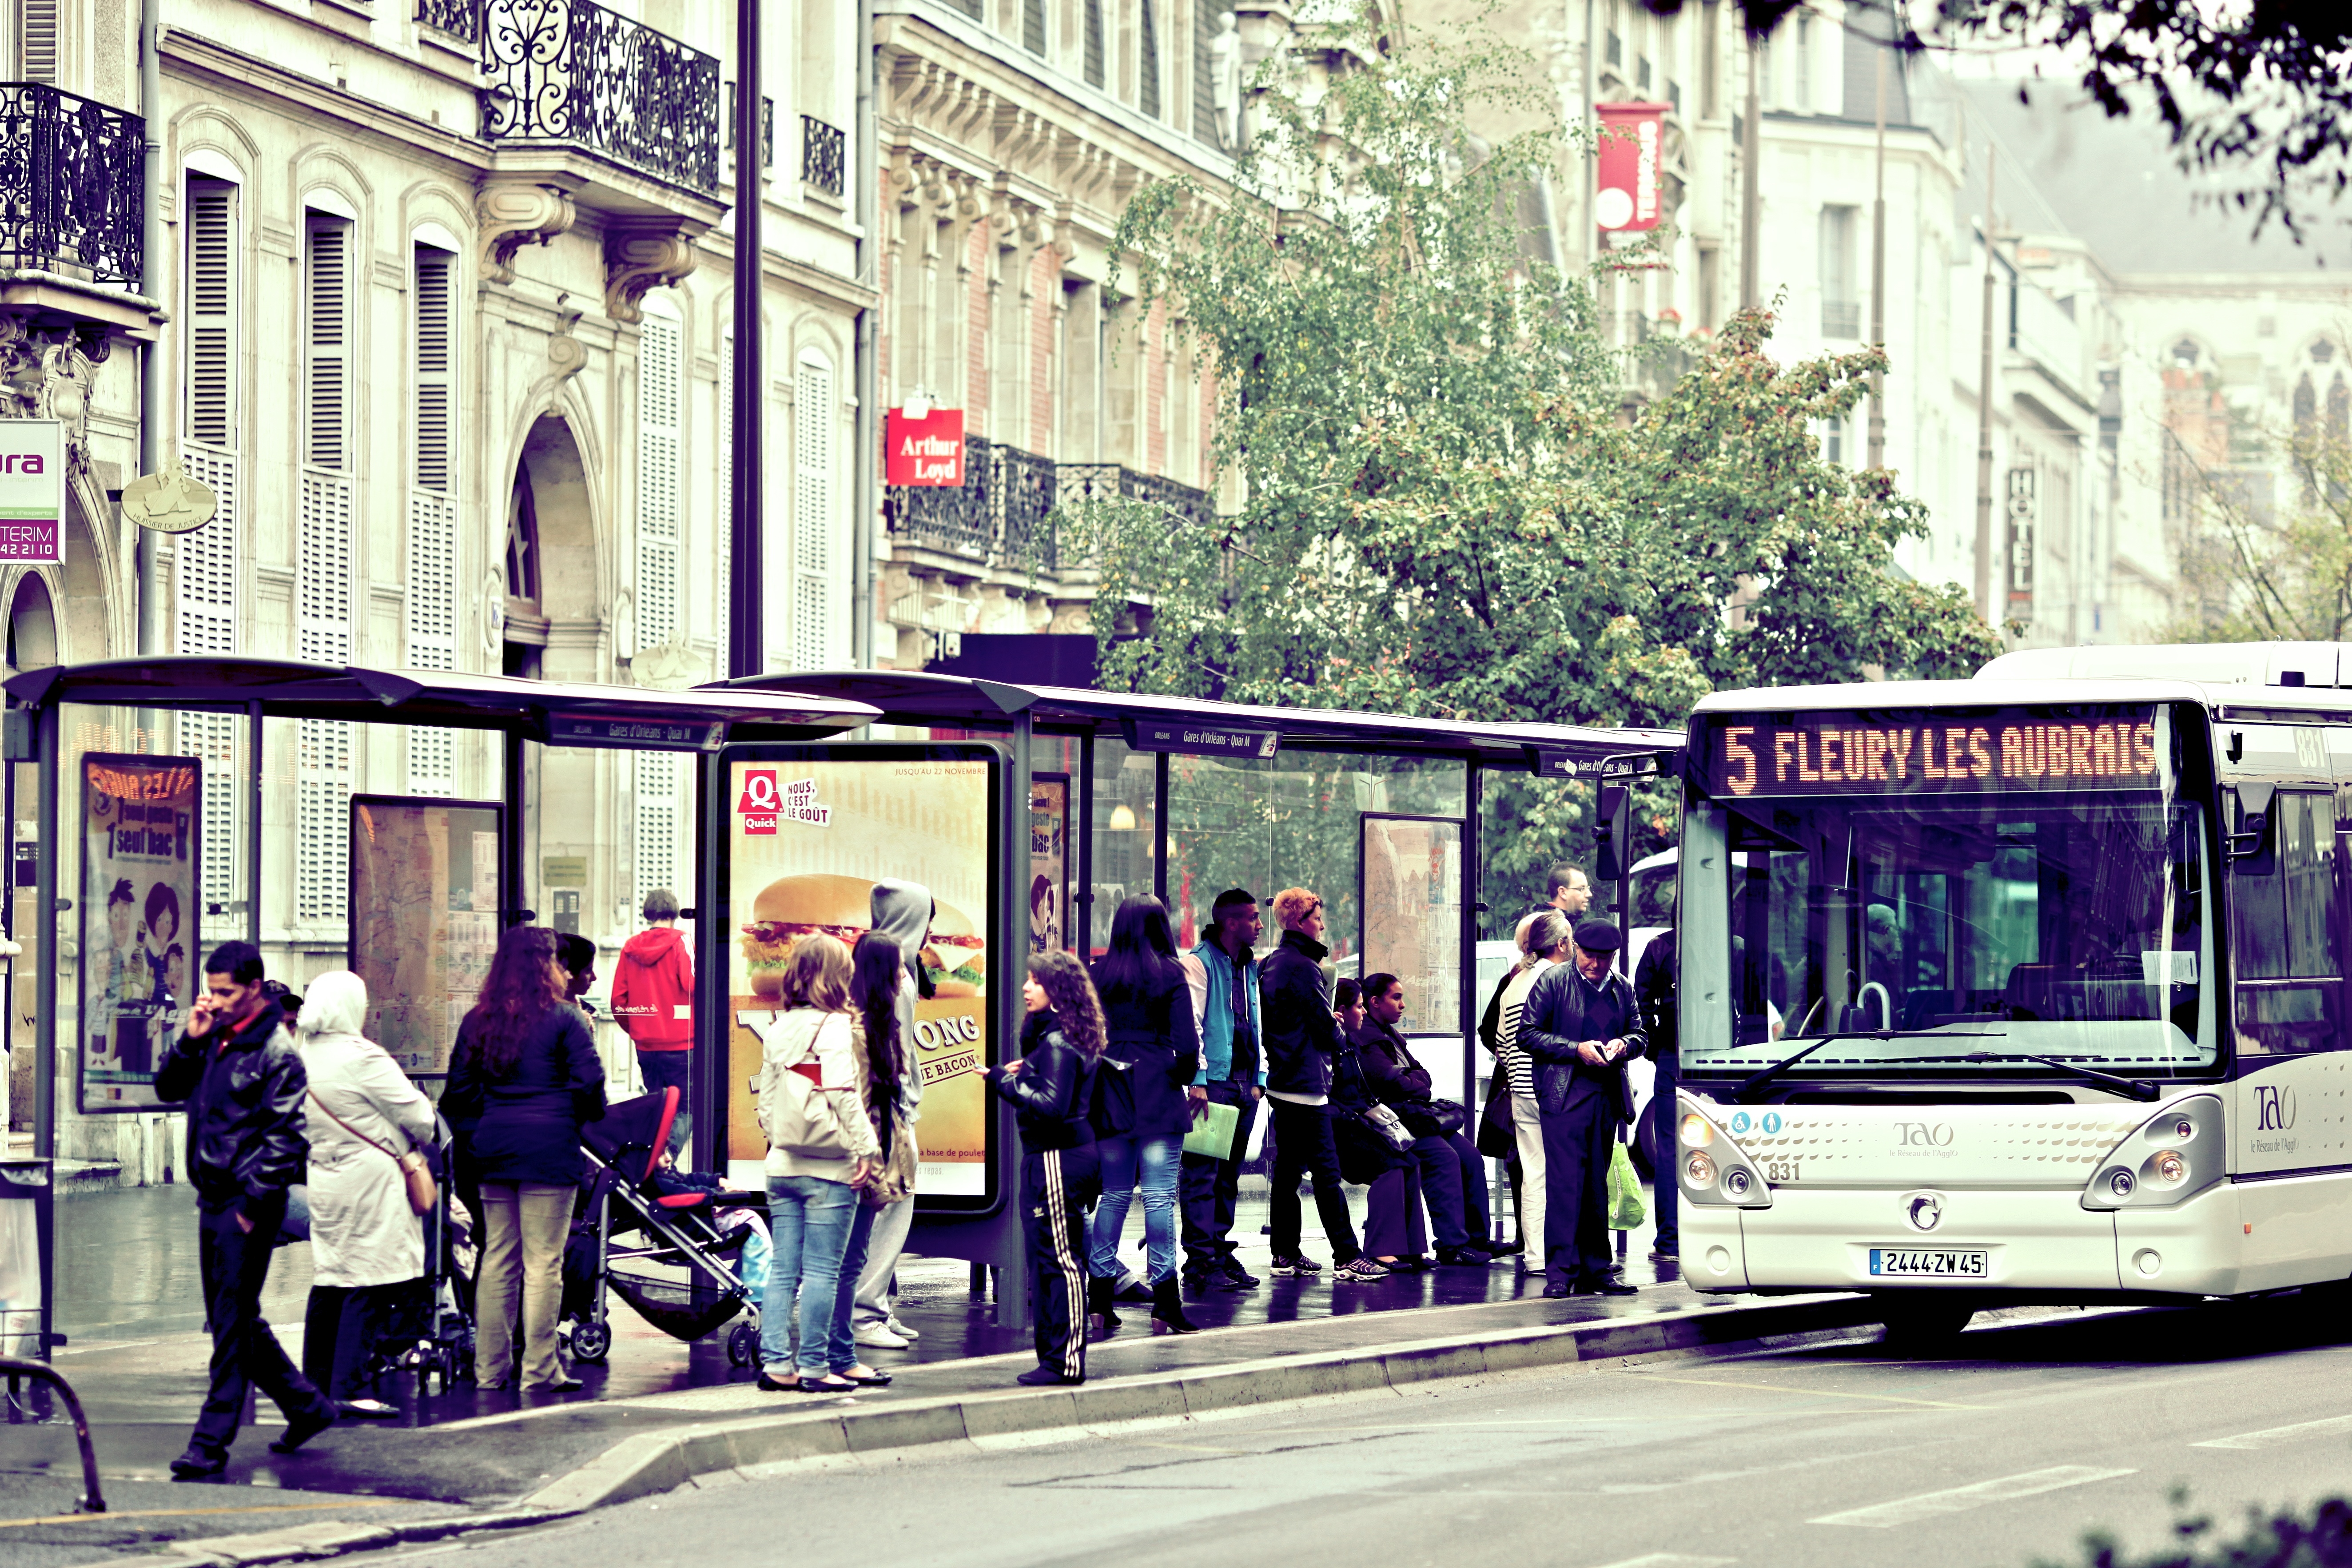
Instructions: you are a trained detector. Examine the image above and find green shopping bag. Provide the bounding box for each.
[1608,1138,1647,1231]
[1182,1098,1241,1161]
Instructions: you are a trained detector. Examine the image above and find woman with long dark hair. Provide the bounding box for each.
[1085,895,1200,1334]
[442,926,606,1392]
[754,934,887,1394]
[826,936,916,1366]
[987,951,1105,1385]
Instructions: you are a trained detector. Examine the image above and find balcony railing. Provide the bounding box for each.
[415,0,480,43]
[0,84,142,287]
[1821,299,1861,338]
[886,440,1215,573]
[802,116,845,197]
[480,0,720,194]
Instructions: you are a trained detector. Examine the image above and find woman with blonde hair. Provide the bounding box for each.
[987,950,1105,1385]
[296,970,437,1417]
[754,934,888,1394]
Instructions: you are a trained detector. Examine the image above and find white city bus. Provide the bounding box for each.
[1672,643,2352,1334]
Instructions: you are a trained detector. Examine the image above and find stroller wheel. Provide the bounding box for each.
[727,1321,757,1368]
[569,1318,612,1365]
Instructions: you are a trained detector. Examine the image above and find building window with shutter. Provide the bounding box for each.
[1819,204,1859,337]
[715,323,732,666]
[17,0,56,82]
[179,174,243,918]
[407,240,460,796]
[1140,0,1161,119]
[297,210,357,926]
[792,353,835,673]
[1084,0,1105,88]
[637,305,683,654]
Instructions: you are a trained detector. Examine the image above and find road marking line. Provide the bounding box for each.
[0,1500,401,1529]
[1631,1373,1988,1410]
[1810,1465,2137,1528]
[1587,1555,1735,1568]
[2193,1413,2352,1450]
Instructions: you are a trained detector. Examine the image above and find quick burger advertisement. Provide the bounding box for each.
[727,753,995,1198]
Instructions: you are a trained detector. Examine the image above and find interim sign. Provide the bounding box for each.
[0,420,63,564]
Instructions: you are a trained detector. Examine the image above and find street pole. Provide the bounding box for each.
[1582,0,1597,275]
[1739,28,1760,311]
[135,0,164,656]
[1972,129,1998,625]
[728,0,764,681]
[1866,47,1886,471]
[852,0,877,669]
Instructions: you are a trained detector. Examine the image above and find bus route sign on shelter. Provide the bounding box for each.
[0,420,63,564]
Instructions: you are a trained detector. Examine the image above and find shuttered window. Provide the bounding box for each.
[407,242,459,795]
[714,324,732,666]
[1140,0,1160,119]
[791,356,833,672]
[1083,0,1104,88]
[637,753,685,919]
[297,213,356,925]
[637,307,682,650]
[179,176,242,916]
[19,0,56,82]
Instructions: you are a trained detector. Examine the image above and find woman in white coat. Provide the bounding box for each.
[297,971,437,1418]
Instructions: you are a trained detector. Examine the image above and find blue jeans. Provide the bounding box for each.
[1087,1133,1180,1284]
[761,1174,860,1376]
[1651,1053,1679,1251]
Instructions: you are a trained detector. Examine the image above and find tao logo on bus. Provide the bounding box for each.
[2255,1085,2297,1132]
[1897,1122,1955,1148]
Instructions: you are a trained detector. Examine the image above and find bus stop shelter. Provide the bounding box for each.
[702,671,1683,1320]
[0,657,882,1360]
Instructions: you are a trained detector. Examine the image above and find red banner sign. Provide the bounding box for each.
[1595,102,1670,233]
[885,408,965,486]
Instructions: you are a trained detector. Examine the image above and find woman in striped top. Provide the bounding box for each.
[1495,909,1574,1277]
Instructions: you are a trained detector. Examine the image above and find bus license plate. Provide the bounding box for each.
[1869,1248,1987,1278]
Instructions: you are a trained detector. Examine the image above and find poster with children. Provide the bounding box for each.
[79,753,199,1112]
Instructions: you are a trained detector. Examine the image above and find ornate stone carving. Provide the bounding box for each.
[603,224,697,323]
[0,313,96,475]
[548,303,587,382]
[477,181,577,284]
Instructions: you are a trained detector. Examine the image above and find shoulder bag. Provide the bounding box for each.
[757,1012,860,1159]
[309,1090,436,1215]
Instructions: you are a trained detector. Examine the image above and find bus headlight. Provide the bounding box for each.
[2082,1095,2224,1210]
[1672,1095,1773,1208]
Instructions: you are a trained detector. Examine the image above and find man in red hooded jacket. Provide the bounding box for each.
[612,888,694,1148]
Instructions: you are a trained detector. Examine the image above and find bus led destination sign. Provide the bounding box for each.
[1712,713,2159,798]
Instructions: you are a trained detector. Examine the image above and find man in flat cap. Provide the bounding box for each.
[1516,919,1647,1297]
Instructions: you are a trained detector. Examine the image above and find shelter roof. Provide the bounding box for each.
[4,659,881,741]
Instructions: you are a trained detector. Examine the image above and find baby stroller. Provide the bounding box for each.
[390,1114,476,1396]
[559,1088,768,1369]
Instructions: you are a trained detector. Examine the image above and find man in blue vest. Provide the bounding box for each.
[1178,888,1267,1292]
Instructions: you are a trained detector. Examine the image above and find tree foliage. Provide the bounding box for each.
[1069,23,1997,927]
[2165,413,2352,643]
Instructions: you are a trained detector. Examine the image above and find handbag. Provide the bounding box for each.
[757,1012,859,1159]
[1088,1055,1138,1139]
[1476,1078,1515,1158]
[308,1091,435,1215]
[1607,1136,1647,1231]
[1360,1102,1414,1151]
[861,1110,919,1208]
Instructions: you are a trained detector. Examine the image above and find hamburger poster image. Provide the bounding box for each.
[79,754,199,1112]
[728,757,993,1194]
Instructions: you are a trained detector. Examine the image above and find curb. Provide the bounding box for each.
[92,1293,1878,1564]
[519,1292,1878,1513]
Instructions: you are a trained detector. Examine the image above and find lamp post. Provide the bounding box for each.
[728,0,764,680]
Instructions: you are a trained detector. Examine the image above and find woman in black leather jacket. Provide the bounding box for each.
[1086,895,1201,1336]
[986,950,1105,1385]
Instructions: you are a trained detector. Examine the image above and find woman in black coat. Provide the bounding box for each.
[1330,980,1430,1274]
[1085,896,1202,1334]
[442,926,606,1392]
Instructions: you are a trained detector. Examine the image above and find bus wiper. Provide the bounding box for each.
[1730,1030,2004,1102]
[1915,1051,2161,1102]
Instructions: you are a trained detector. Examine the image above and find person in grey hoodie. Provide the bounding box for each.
[851,878,933,1348]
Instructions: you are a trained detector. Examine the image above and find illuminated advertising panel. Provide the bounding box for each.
[1702,706,2163,799]
[720,743,1002,1213]
[78,754,199,1112]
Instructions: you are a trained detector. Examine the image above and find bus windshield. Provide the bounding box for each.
[1695,791,2215,1074]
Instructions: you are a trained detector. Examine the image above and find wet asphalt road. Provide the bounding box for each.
[347,1295,2352,1568]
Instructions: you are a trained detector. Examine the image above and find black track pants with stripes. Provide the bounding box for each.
[1023,1144,1102,1381]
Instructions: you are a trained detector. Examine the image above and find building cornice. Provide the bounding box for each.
[163,28,489,177]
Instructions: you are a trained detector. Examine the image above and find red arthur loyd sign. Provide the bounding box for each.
[1595,102,1670,233]
[886,407,966,486]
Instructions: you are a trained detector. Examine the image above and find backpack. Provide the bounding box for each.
[1088,1053,1137,1139]
[756,1011,859,1160]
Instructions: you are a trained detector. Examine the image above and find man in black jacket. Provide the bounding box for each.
[153,941,334,1476]
[1520,920,1647,1298]
[1259,888,1376,1281]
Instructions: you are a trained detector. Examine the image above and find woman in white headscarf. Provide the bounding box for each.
[297,971,437,1418]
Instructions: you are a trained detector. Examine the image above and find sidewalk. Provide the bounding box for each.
[1,1180,1821,1564]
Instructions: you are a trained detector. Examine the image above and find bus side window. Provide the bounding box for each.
[2235,792,2340,1055]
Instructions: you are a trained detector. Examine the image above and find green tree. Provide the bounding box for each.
[2165,416,2352,644]
[1068,21,1998,930]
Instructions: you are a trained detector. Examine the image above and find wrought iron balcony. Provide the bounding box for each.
[415,0,480,43]
[0,84,142,287]
[885,442,1215,574]
[802,116,845,197]
[480,0,720,195]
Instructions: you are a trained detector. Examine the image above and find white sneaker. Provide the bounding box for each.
[853,1323,911,1349]
[884,1318,920,1340]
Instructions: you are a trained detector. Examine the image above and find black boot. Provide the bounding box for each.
[1087,1274,1121,1331]
[1150,1276,1199,1334]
